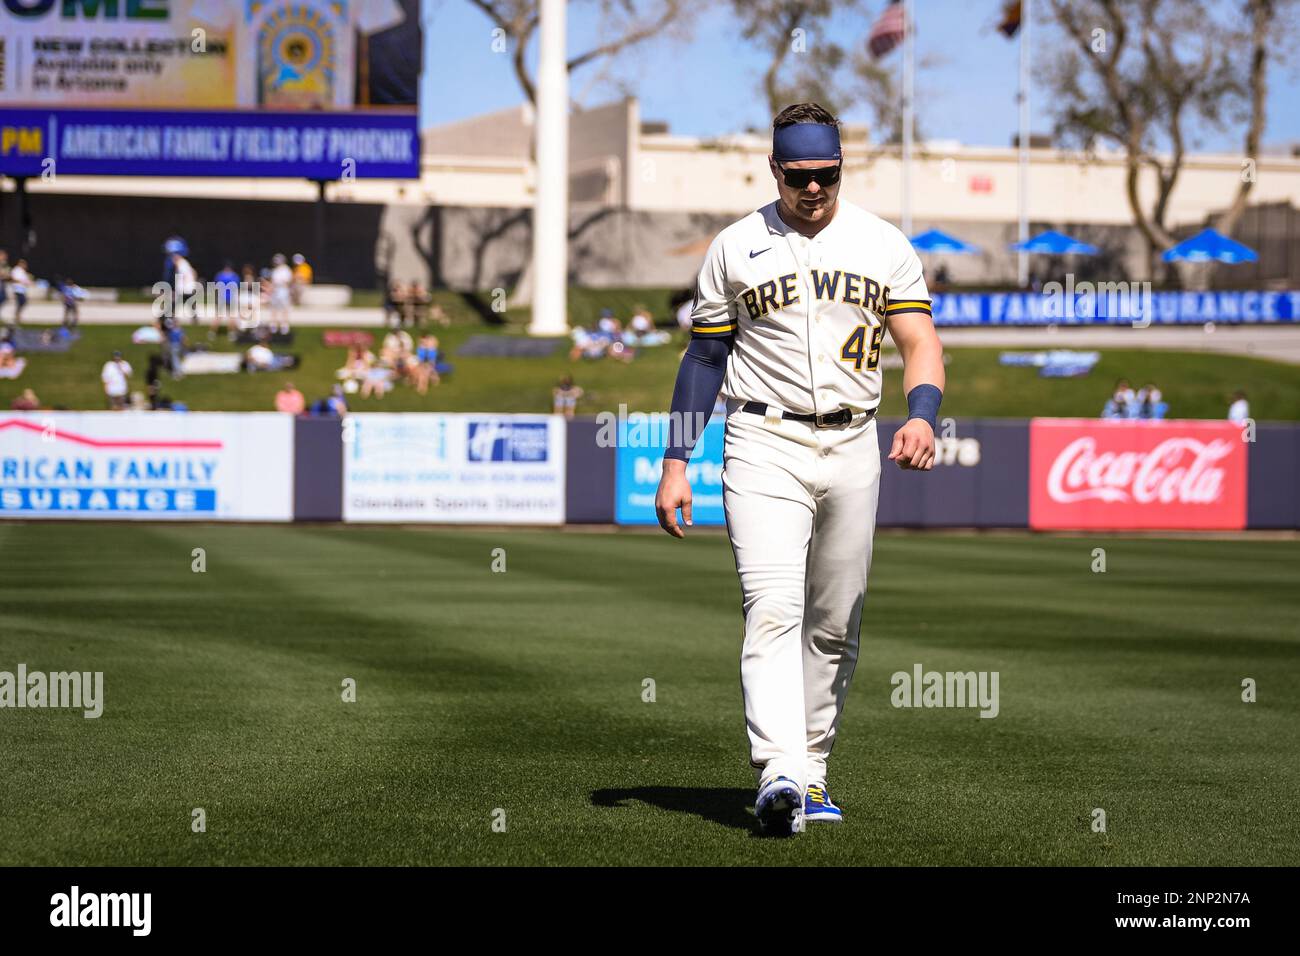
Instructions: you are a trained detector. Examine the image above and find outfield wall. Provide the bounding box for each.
[1,412,1295,530]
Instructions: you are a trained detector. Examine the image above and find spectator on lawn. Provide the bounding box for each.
[171,252,198,324]
[381,328,414,364]
[309,384,348,417]
[101,350,132,411]
[240,264,260,326]
[212,261,241,338]
[338,343,374,386]
[0,340,22,380]
[626,306,670,347]
[162,234,187,276]
[291,254,312,305]
[1102,378,1137,419]
[1228,390,1250,423]
[410,281,432,327]
[11,388,39,411]
[9,259,32,324]
[275,382,305,415]
[59,277,86,329]
[1114,379,1136,415]
[145,353,169,410]
[407,333,434,393]
[552,376,583,419]
[381,278,402,327]
[166,321,186,380]
[417,333,452,379]
[0,250,9,322]
[360,357,393,399]
[245,341,276,371]
[1136,382,1165,419]
[933,263,951,291]
[269,253,293,332]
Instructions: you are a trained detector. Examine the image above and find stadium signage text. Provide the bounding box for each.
[4,1,169,17]
[1046,436,1233,505]
[1029,419,1247,530]
[615,417,726,526]
[343,415,566,524]
[0,107,420,178]
[932,291,1300,326]
[0,413,292,521]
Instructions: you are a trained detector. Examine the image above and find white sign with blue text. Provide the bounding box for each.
[343,414,566,524]
[0,412,292,521]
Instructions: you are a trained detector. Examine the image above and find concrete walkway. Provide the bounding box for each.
[5,300,386,327]
[8,300,1300,364]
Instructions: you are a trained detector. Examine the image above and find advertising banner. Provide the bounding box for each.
[0,106,418,178]
[0,411,293,520]
[1029,418,1248,530]
[0,0,416,110]
[931,291,1300,326]
[0,0,420,178]
[343,414,566,524]
[614,415,725,526]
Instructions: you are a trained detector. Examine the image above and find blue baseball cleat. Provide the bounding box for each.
[803,783,843,824]
[755,776,804,836]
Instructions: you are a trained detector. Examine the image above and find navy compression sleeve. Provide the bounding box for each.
[664,335,732,461]
[906,383,943,430]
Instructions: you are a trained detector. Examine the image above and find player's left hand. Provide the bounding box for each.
[888,419,936,471]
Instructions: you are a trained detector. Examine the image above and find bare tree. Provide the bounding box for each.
[466,0,688,106]
[1041,0,1283,279]
[727,1,847,115]
[728,0,911,138]
[1215,0,1276,238]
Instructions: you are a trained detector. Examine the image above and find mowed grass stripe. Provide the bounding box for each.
[0,524,1296,865]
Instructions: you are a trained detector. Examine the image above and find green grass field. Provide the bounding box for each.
[1,524,1296,866]
[4,321,1300,419]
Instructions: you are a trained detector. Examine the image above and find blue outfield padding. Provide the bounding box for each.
[931,290,1300,326]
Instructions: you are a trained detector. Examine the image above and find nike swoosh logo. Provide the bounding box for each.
[749,248,771,258]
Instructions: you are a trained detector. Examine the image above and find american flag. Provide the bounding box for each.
[868,0,907,59]
[998,0,1023,38]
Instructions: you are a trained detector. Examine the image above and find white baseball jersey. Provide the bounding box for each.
[689,198,932,416]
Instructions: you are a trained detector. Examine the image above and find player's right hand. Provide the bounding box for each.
[655,460,693,538]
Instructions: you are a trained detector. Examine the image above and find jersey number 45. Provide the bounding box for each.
[840,324,884,372]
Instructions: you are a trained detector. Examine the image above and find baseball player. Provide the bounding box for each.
[655,103,945,836]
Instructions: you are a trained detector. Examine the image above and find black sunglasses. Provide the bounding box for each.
[776,162,842,189]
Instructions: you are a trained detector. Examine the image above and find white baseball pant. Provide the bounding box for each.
[721,400,881,792]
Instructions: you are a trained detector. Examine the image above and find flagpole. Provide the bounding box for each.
[902,0,914,236]
[1017,0,1030,288]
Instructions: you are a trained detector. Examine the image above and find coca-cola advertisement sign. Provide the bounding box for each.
[1030,419,1247,530]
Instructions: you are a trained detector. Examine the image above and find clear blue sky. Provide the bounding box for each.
[420,0,1300,151]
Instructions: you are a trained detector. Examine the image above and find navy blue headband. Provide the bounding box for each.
[772,123,841,163]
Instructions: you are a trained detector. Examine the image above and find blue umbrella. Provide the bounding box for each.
[1162,228,1258,264]
[910,228,980,254]
[1010,230,1098,255]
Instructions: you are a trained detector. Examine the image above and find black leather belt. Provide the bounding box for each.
[741,402,871,427]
